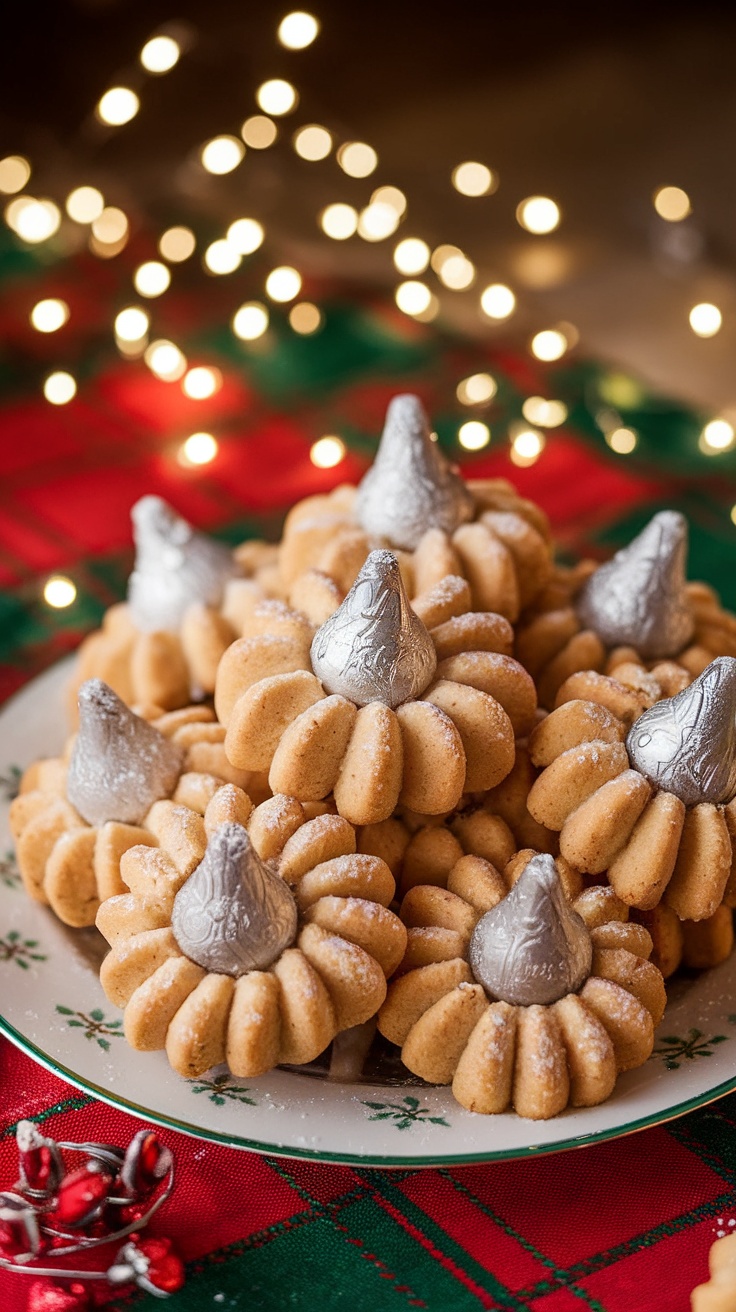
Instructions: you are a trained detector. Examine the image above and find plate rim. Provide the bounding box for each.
[4,1015,736,1169]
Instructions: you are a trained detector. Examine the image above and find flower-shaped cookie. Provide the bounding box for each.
[279,395,553,625]
[215,550,533,826]
[378,851,665,1118]
[72,496,280,714]
[9,680,250,927]
[527,657,736,922]
[517,511,736,708]
[97,790,407,1079]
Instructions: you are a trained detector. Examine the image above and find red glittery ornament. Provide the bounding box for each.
[26,1280,92,1312]
[108,1236,185,1295]
[15,1122,64,1197]
[119,1130,173,1200]
[51,1164,113,1229]
[0,1190,41,1257]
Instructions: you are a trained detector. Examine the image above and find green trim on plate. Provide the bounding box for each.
[4,1015,736,1169]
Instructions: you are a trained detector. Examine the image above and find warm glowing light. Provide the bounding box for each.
[179,432,218,466]
[144,340,187,380]
[480,283,516,320]
[97,88,140,126]
[92,207,128,244]
[43,371,77,405]
[289,302,322,334]
[458,421,491,451]
[65,186,104,223]
[201,136,245,174]
[337,142,378,178]
[357,202,399,241]
[320,203,358,240]
[310,436,346,468]
[414,293,440,323]
[430,244,460,274]
[510,429,545,466]
[256,79,298,116]
[293,124,332,160]
[531,329,568,361]
[159,226,195,261]
[134,260,171,297]
[44,575,77,608]
[395,280,432,316]
[521,397,568,427]
[140,35,180,73]
[394,238,430,275]
[371,185,407,216]
[457,373,497,405]
[452,162,495,197]
[689,302,722,337]
[653,186,691,222]
[241,115,278,149]
[11,198,61,243]
[204,240,242,275]
[0,156,30,194]
[232,302,269,340]
[437,253,476,290]
[182,366,221,399]
[517,196,561,234]
[278,11,319,48]
[31,299,69,333]
[265,266,302,301]
[731,504,736,527]
[226,218,264,255]
[606,426,638,454]
[700,419,735,453]
[114,306,150,341]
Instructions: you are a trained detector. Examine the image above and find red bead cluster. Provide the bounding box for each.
[0,1122,183,1307]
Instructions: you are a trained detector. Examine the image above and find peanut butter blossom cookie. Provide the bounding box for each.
[96,791,407,1079]
[379,852,665,1119]
[279,394,554,625]
[528,657,736,924]
[216,549,531,826]
[517,511,736,708]
[71,497,278,713]
[9,679,247,926]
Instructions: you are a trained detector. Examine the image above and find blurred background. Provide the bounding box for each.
[6,0,736,404]
[2,0,736,693]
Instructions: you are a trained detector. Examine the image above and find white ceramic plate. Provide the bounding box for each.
[2,660,736,1167]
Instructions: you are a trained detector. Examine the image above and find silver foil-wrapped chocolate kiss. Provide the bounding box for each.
[575,510,694,660]
[626,655,736,807]
[171,822,298,975]
[66,679,184,827]
[355,393,474,550]
[468,854,593,1007]
[310,549,437,708]
[128,495,237,632]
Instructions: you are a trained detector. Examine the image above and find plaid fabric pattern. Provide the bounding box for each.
[2,232,736,1309]
[1,1040,735,1310]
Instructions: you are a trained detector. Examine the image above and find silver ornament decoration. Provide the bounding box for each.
[626,656,736,807]
[127,495,237,633]
[355,393,474,550]
[66,679,184,827]
[468,854,593,1007]
[575,510,694,659]
[171,822,298,976]
[310,549,437,708]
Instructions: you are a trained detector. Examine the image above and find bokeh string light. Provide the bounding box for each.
[4,8,734,484]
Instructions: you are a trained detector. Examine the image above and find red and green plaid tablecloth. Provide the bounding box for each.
[2,232,736,1309]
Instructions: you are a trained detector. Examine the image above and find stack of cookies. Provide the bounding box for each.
[11,392,736,1121]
